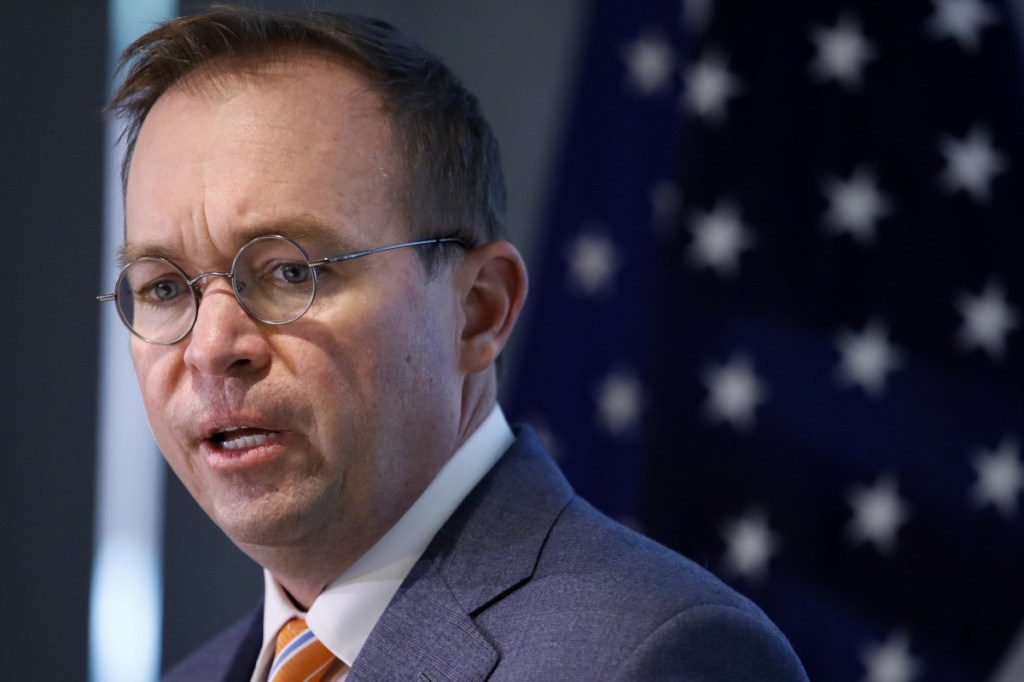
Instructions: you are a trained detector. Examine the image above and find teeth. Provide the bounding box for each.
[219,431,279,450]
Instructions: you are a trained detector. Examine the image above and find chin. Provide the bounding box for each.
[207,487,319,548]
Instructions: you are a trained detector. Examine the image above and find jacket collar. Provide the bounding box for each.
[347,427,573,681]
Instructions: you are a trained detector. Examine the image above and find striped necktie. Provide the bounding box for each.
[268,617,338,682]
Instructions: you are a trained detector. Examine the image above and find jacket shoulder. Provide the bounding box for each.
[475,497,807,680]
[162,605,262,682]
[459,429,808,680]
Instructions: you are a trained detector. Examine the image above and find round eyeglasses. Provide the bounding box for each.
[98,234,468,345]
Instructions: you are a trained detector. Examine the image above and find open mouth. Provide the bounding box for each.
[208,427,282,451]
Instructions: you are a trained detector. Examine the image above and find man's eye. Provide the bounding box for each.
[144,279,185,302]
[278,262,312,284]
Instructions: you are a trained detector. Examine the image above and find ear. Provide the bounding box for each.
[456,241,528,374]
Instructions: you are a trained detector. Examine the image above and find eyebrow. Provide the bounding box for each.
[117,215,357,267]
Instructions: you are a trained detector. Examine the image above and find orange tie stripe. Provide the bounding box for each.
[269,617,337,682]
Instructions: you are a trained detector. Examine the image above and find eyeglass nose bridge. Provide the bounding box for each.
[184,270,248,322]
[185,269,234,295]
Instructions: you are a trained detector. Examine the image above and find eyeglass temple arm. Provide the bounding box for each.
[97,293,116,302]
[313,237,468,266]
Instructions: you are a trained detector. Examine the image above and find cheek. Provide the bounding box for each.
[130,341,185,443]
[357,292,453,382]
[300,313,409,420]
[364,288,462,421]
[302,284,457,422]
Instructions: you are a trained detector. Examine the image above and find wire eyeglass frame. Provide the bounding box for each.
[97,234,469,345]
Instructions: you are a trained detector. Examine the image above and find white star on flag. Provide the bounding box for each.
[835,321,904,397]
[565,230,622,295]
[954,281,1019,359]
[720,507,780,582]
[683,49,742,123]
[687,198,755,277]
[861,631,923,682]
[810,14,877,89]
[594,370,645,435]
[823,168,891,244]
[847,474,911,554]
[969,436,1023,517]
[927,0,997,52]
[622,34,675,95]
[701,354,768,431]
[939,124,1008,202]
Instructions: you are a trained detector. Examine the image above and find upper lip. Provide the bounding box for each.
[195,414,290,445]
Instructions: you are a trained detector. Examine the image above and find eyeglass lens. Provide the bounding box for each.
[233,236,316,323]
[114,237,316,344]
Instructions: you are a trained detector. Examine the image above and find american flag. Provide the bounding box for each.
[505,1,1024,680]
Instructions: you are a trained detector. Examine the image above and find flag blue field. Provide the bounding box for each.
[507,1,1024,680]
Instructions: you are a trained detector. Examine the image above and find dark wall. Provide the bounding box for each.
[0,1,107,679]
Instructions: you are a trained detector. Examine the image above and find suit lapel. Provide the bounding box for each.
[344,554,499,682]
[348,428,573,681]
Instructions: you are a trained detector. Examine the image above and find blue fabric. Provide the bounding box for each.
[163,427,807,681]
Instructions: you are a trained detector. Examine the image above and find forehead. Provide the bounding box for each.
[163,49,379,118]
[123,53,403,263]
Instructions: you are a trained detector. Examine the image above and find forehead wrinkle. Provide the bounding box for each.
[117,214,360,267]
[231,216,361,253]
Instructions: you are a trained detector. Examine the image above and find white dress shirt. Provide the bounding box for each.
[250,405,514,681]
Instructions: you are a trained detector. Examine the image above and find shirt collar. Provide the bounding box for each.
[259,405,513,668]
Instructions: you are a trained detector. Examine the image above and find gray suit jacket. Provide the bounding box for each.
[164,427,808,681]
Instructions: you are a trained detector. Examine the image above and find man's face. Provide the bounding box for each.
[125,55,467,565]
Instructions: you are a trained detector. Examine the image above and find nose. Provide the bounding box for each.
[183,279,271,376]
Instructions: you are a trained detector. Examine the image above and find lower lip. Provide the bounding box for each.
[200,432,290,472]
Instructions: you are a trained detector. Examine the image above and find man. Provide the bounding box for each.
[101,7,808,681]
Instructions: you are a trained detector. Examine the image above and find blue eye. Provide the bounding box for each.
[150,279,185,301]
[279,262,311,284]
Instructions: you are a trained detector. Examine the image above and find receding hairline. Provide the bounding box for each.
[153,43,380,102]
[121,44,401,201]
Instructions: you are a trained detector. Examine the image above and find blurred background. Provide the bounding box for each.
[3,1,1023,680]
